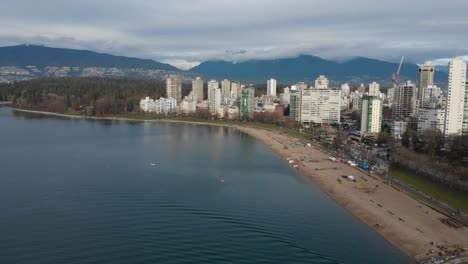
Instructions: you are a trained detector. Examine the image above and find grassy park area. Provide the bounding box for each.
[390,168,468,214]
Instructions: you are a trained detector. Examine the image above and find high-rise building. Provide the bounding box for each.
[393,80,417,120]
[387,88,395,105]
[350,92,362,111]
[230,81,240,99]
[360,96,382,133]
[463,79,468,135]
[289,86,299,120]
[299,89,341,125]
[418,65,435,105]
[341,83,350,96]
[221,79,231,98]
[279,87,291,107]
[207,79,219,102]
[192,77,204,103]
[241,87,255,119]
[267,78,277,97]
[314,75,329,89]
[421,85,442,109]
[444,57,467,136]
[368,82,380,96]
[166,75,182,103]
[418,108,445,133]
[208,85,221,115]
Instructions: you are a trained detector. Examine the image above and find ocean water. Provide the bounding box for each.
[0,107,413,264]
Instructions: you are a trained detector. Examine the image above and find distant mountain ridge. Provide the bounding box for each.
[191,55,448,85]
[0,44,448,85]
[0,44,179,71]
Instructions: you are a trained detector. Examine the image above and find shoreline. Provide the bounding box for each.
[9,108,468,262]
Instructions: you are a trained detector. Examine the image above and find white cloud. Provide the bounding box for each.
[0,0,467,68]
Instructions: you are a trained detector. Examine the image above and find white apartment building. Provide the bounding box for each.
[417,108,445,133]
[300,89,341,125]
[444,57,467,136]
[227,106,240,120]
[391,120,408,138]
[314,75,329,89]
[192,77,204,103]
[209,86,221,115]
[166,75,182,103]
[350,92,362,111]
[267,78,277,97]
[421,85,443,109]
[464,79,468,135]
[341,83,351,96]
[140,97,177,114]
[368,82,380,96]
[221,79,231,98]
[230,81,240,99]
[207,79,219,102]
[279,87,291,107]
[360,96,382,133]
[180,99,197,114]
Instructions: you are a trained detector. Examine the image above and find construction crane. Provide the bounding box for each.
[393,56,405,88]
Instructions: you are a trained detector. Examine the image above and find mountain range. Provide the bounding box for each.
[191,55,439,84]
[0,44,448,86]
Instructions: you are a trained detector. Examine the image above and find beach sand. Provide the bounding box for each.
[10,108,468,261]
[237,126,468,261]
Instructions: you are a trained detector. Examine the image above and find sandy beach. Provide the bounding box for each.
[237,126,468,261]
[11,108,468,261]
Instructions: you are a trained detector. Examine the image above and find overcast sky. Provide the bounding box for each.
[1,0,467,69]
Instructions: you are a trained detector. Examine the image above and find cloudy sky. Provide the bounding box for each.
[1,0,467,69]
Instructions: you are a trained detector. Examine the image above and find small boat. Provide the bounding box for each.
[150,163,156,166]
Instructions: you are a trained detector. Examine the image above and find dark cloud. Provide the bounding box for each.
[1,0,467,69]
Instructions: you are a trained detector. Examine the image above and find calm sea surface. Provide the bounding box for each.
[0,107,413,264]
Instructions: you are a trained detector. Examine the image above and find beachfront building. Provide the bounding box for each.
[267,78,277,97]
[208,85,221,115]
[192,77,204,103]
[140,97,177,114]
[444,57,467,136]
[241,87,255,119]
[166,75,182,103]
[227,106,240,120]
[221,79,231,98]
[231,81,240,99]
[360,96,382,134]
[464,79,468,135]
[289,86,298,119]
[299,89,341,125]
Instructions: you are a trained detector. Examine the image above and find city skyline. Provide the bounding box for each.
[1,0,468,69]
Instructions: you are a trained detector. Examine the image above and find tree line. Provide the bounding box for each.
[0,77,192,115]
